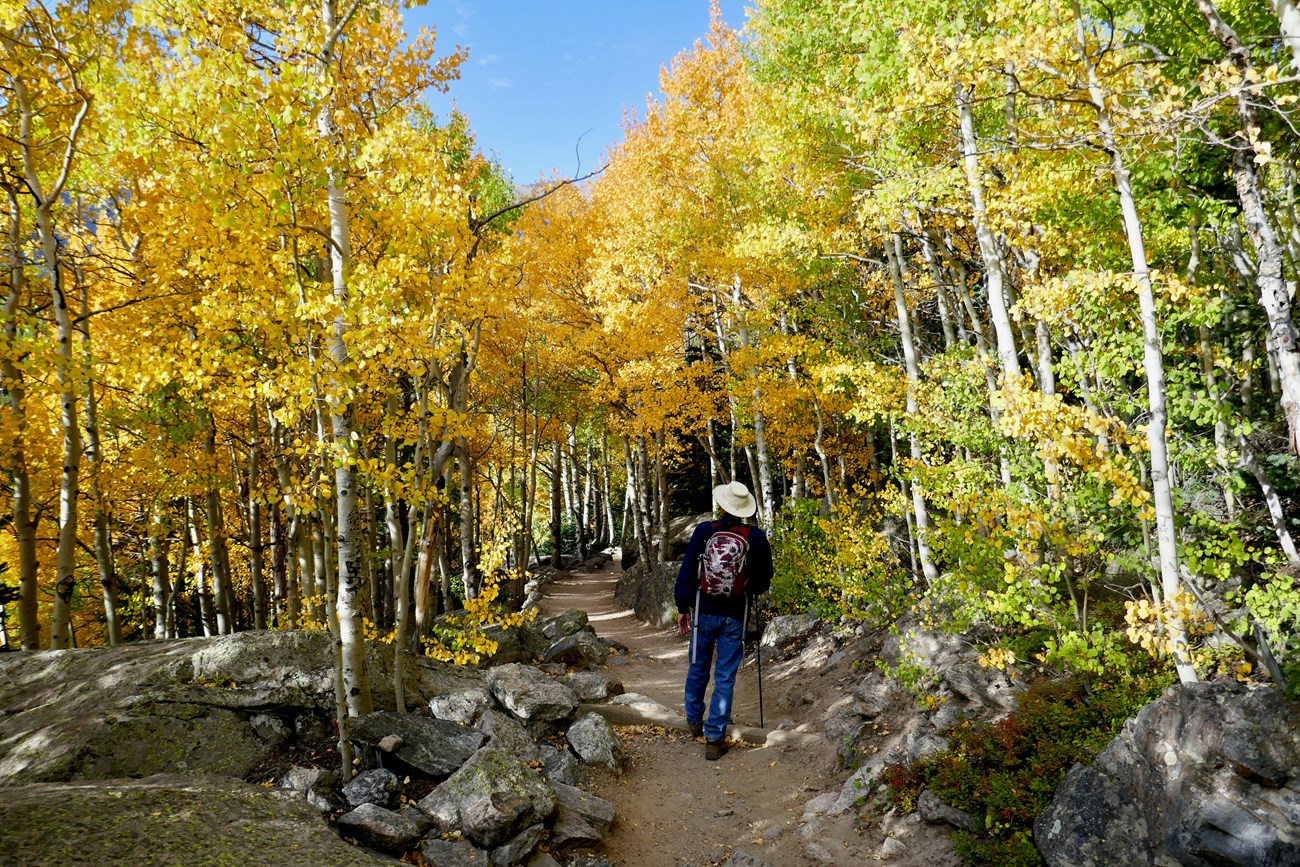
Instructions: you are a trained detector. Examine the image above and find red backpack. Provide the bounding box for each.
[699,522,751,597]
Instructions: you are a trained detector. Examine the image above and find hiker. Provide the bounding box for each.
[675,480,773,760]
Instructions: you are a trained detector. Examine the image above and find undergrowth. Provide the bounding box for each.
[882,665,1173,866]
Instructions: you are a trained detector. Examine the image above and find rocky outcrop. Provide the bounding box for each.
[0,774,401,865]
[350,710,486,778]
[415,746,558,848]
[613,559,681,629]
[1035,681,1300,867]
[486,662,579,727]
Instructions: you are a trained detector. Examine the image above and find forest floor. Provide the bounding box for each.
[537,558,963,867]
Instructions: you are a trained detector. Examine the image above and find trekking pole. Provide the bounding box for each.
[750,595,764,728]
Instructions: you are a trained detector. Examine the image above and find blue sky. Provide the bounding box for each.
[405,1,751,183]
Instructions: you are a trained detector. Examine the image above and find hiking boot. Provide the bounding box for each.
[688,721,704,738]
[705,739,729,761]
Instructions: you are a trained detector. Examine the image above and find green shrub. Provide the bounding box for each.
[884,667,1173,866]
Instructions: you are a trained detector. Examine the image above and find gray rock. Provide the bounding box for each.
[525,853,563,867]
[851,671,893,716]
[613,558,682,629]
[1034,682,1300,867]
[942,661,1023,712]
[824,702,871,768]
[429,687,494,725]
[563,672,625,702]
[0,774,399,866]
[475,623,550,667]
[550,806,603,848]
[343,768,400,808]
[803,841,834,862]
[398,805,435,835]
[930,702,968,731]
[350,710,486,778]
[336,802,423,853]
[491,823,545,866]
[415,746,557,848]
[539,609,590,640]
[909,734,951,764]
[802,792,838,821]
[543,631,610,669]
[550,782,615,832]
[540,744,586,786]
[760,613,820,649]
[567,858,614,867]
[722,849,773,867]
[279,766,340,813]
[917,789,976,831]
[421,837,491,866]
[476,709,540,764]
[566,712,624,771]
[486,663,579,725]
[879,625,965,673]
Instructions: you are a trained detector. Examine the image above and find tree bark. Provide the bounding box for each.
[1197,0,1300,455]
[1075,1,1197,683]
[885,231,940,584]
[957,84,1020,377]
[3,185,39,650]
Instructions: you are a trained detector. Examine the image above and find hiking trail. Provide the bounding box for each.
[536,559,962,867]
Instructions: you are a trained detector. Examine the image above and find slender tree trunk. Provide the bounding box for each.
[190,498,216,637]
[204,421,234,635]
[1197,0,1300,455]
[886,231,940,584]
[150,505,170,640]
[654,429,669,562]
[4,187,39,650]
[248,403,267,630]
[1075,2,1197,683]
[550,439,563,567]
[1269,0,1300,73]
[957,84,1020,378]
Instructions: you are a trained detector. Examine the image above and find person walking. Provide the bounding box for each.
[675,480,773,760]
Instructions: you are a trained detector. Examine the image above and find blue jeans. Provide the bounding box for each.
[685,613,744,741]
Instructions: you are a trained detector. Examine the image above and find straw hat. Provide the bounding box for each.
[713,480,757,519]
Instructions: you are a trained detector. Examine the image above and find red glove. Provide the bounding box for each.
[677,613,691,636]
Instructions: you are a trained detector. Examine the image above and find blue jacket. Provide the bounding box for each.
[675,515,773,621]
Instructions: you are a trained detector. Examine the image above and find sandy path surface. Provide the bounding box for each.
[536,561,888,867]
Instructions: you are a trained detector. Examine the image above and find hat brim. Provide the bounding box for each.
[713,484,757,518]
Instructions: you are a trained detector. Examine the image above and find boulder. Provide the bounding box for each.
[476,709,540,764]
[467,621,550,668]
[542,631,610,669]
[428,687,494,725]
[551,781,615,833]
[917,789,976,831]
[613,559,681,629]
[343,768,400,809]
[563,672,625,702]
[486,664,579,726]
[0,631,463,787]
[909,734,952,764]
[851,671,894,717]
[540,744,586,787]
[421,837,491,866]
[491,823,545,866]
[415,746,557,848]
[879,625,966,673]
[539,609,590,640]
[566,712,624,772]
[336,803,423,853]
[278,766,341,813]
[1034,681,1300,867]
[942,661,1023,712]
[760,613,820,649]
[0,774,399,866]
[349,711,486,778]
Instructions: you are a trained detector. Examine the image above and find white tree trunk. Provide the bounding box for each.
[319,0,370,727]
[1076,2,1197,683]
[957,85,1020,378]
[886,232,940,584]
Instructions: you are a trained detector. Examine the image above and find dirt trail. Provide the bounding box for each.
[537,560,962,867]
